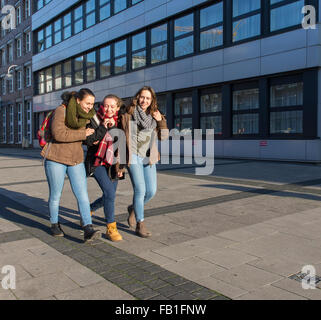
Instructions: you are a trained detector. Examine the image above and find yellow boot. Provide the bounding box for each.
[106,222,123,242]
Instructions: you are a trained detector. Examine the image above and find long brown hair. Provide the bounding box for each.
[127,86,158,115]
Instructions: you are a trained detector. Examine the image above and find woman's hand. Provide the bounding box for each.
[118,171,123,178]
[152,110,162,122]
[103,118,116,128]
[85,128,95,137]
[93,141,100,145]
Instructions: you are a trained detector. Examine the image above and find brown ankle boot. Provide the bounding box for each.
[127,205,136,229]
[135,221,152,238]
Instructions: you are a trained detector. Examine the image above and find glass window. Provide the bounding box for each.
[174,14,194,58]
[233,14,260,42]
[74,56,84,85]
[151,23,167,64]
[132,32,146,69]
[201,92,222,113]
[100,45,111,77]
[200,1,224,51]
[270,111,303,134]
[54,19,62,44]
[114,39,127,74]
[200,91,222,135]
[175,36,194,58]
[99,0,110,21]
[271,82,303,107]
[232,0,261,42]
[63,13,72,39]
[114,0,127,14]
[233,113,259,135]
[270,0,304,32]
[200,2,223,28]
[54,65,62,90]
[37,29,44,52]
[86,0,96,28]
[86,51,96,82]
[233,87,259,135]
[63,60,72,87]
[174,95,193,134]
[38,70,45,94]
[270,80,303,135]
[45,25,52,48]
[233,88,259,111]
[233,0,260,17]
[201,116,222,135]
[74,5,84,34]
[45,67,53,92]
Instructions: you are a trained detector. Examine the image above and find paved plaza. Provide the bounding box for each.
[1,148,321,300]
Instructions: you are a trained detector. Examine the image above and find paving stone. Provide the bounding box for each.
[13,273,80,300]
[63,264,106,287]
[101,269,124,280]
[0,218,21,233]
[272,278,321,300]
[164,257,226,282]
[87,262,113,275]
[211,264,284,291]
[168,292,198,300]
[145,279,169,290]
[247,256,304,277]
[197,247,258,269]
[54,281,134,300]
[0,289,17,300]
[114,263,135,272]
[164,276,189,286]
[210,295,230,300]
[236,285,307,300]
[137,251,177,266]
[142,265,164,275]
[131,272,158,283]
[197,277,248,299]
[156,285,185,298]
[118,282,147,294]
[175,281,204,293]
[191,288,218,300]
[152,243,211,261]
[133,287,160,300]
[155,270,177,280]
[109,275,135,286]
[79,246,108,259]
[147,294,170,300]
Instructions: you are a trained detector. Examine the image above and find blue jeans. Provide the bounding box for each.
[92,165,118,224]
[44,160,92,226]
[127,154,157,222]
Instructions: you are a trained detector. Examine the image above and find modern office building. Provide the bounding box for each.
[29,0,321,161]
[0,0,33,148]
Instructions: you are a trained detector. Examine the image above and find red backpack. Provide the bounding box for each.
[37,111,54,148]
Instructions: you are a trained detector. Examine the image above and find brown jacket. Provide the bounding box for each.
[120,111,169,167]
[40,105,87,166]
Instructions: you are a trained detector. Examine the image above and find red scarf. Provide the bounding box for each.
[94,105,119,167]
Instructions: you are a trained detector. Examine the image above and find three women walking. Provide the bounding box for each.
[41,86,168,242]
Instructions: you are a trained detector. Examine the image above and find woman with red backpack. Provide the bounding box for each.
[41,88,101,243]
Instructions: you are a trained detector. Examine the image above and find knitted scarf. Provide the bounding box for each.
[94,105,119,167]
[65,96,95,129]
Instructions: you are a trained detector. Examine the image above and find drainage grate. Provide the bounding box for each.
[289,272,321,284]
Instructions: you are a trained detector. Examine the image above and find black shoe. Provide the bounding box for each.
[51,223,64,237]
[83,224,100,243]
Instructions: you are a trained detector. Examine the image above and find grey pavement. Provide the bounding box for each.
[1,148,321,300]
